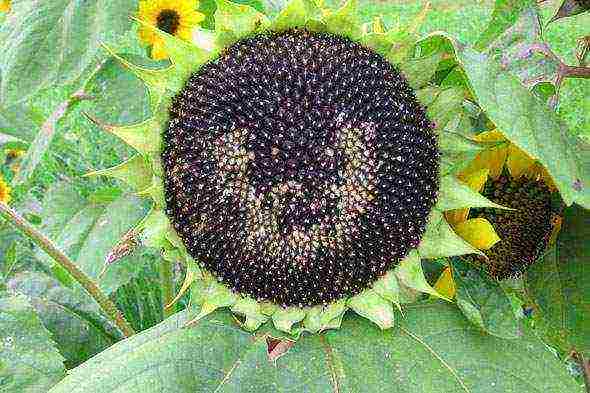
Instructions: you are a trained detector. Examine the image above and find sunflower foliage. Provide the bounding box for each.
[0,0,588,392]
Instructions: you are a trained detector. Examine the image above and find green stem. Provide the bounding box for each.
[0,202,136,337]
[160,257,175,318]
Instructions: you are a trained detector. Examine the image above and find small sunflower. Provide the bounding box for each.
[447,129,563,280]
[137,0,204,60]
[0,175,11,204]
[0,0,9,13]
[90,0,508,334]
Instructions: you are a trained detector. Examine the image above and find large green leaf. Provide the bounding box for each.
[456,47,589,208]
[36,182,86,241]
[0,0,136,104]
[0,295,65,393]
[475,0,536,50]
[7,272,119,368]
[48,302,582,392]
[84,55,151,126]
[525,205,590,357]
[73,194,149,295]
[452,260,520,340]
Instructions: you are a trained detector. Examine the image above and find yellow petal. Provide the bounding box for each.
[458,168,489,193]
[433,266,456,299]
[453,218,501,250]
[151,39,168,60]
[0,0,10,13]
[445,208,469,227]
[506,144,535,179]
[471,147,507,180]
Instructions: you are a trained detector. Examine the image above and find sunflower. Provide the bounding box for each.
[446,129,563,282]
[0,0,9,13]
[137,0,204,60]
[0,175,11,204]
[91,0,500,334]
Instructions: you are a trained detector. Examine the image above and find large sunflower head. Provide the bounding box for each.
[91,0,493,334]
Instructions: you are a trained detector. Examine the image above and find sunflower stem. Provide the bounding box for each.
[0,202,136,337]
[159,257,175,318]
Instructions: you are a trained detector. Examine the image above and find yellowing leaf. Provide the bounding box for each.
[453,218,500,250]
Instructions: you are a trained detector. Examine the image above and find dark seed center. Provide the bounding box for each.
[162,30,439,307]
[467,174,562,279]
[157,9,180,35]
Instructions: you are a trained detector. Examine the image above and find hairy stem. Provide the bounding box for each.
[160,257,175,318]
[562,64,590,79]
[0,202,135,337]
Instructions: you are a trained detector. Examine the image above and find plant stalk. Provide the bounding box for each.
[0,202,135,337]
[160,257,175,318]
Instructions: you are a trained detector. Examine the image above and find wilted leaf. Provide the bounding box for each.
[8,272,119,368]
[48,302,582,392]
[452,260,520,339]
[0,294,65,393]
[525,205,590,357]
[484,6,562,107]
[0,0,137,103]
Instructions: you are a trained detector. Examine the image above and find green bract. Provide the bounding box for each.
[89,0,512,334]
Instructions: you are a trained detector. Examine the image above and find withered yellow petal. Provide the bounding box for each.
[445,208,469,227]
[506,144,535,179]
[433,266,456,299]
[453,218,500,250]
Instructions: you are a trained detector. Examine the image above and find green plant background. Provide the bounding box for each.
[0,0,588,392]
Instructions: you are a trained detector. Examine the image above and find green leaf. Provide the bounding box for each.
[437,174,509,211]
[427,87,464,130]
[456,47,589,207]
[49,303,583,392]
[324,0,362,39]
[0,295,65,392]
[0,0,136,103]
[400,53,443,89]
[11,95,79,186]
[215,0,269,38]
[475,0,536,50]
[37,181,86,241]
[418,209,483,259]
[84,55,151,126]
[8,272,119,368]
[74,195,149,295]
[348,288,395,329]
[439,132,486,175]
[0,103,41,141]
[483,6,561,108]
[525,205,590,357]
[452,260,520,339]
[271,0,321,31]
[85,155,153,191]
[395,251,448,300]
